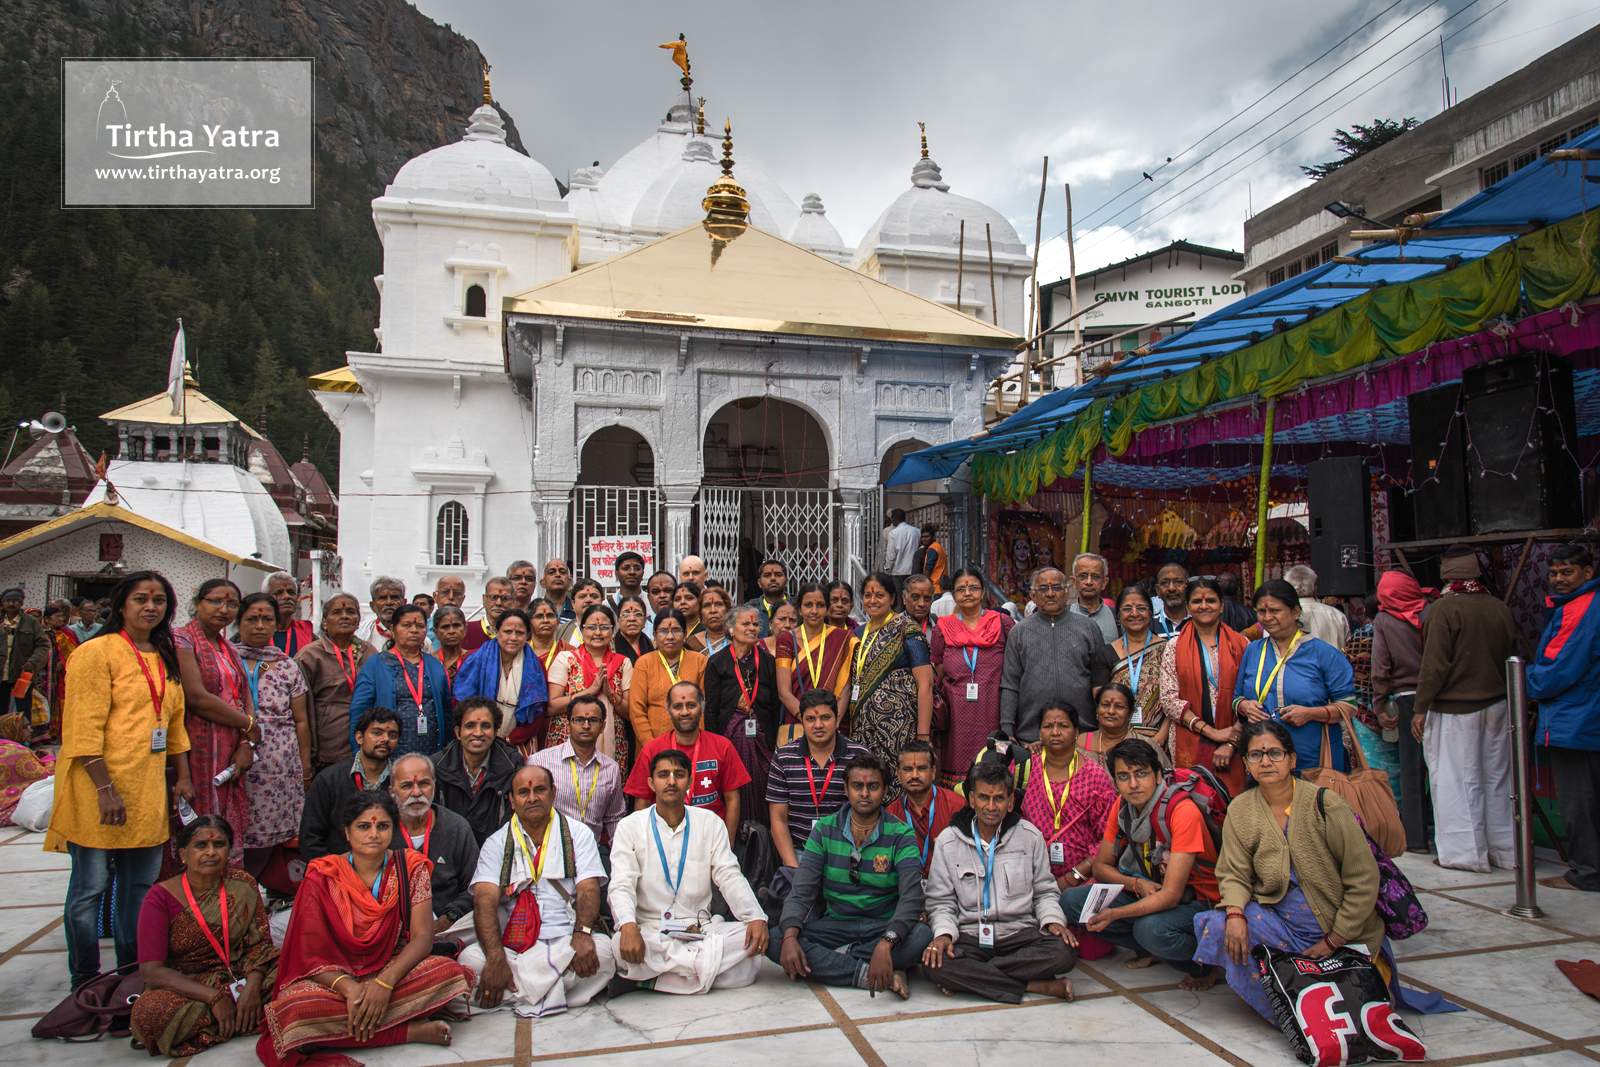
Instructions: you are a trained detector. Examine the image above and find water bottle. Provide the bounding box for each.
[212,764,237,787]
[1381,699,1400,744]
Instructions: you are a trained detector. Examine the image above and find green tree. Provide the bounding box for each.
[1301,118,1422,179]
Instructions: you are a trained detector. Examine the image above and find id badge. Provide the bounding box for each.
[662,908,675,922]
[227,977,247,1000]
[744,718,758,737]
[852,684,860,701]
[416,711,428,736]
[920,877,929,894]
[151,727,167,753]
[978,923,995,947]
[1050,841,1065,864]
[965,682,979,701]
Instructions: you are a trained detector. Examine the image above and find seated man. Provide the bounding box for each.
[624,681,749,843]
[389,753,480,936]
[772,754,933,997]
[299,706,399,861]
[608,749,770,996]
[922,760,1077,1003]
[529,693,628,848]
[885,741,965,881]
[766,689,872,869]
[463,765,615,1017]
[1060,739,1222,991]
[435,697,524,847]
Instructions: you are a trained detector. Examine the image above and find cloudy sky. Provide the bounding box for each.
[413,0,1598,284]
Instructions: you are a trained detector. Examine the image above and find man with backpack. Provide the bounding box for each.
[1060,738,1226,991]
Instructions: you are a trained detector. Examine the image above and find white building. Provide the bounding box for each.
[314,79,1027,604]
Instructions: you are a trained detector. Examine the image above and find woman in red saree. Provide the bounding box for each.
[1157,577,1248,795]
[175,579,257,865]
[259,791,471,1067]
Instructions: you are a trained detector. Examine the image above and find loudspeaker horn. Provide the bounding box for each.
[40,411,66,433]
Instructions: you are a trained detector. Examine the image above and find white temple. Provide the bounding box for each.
[313,68,1032,602]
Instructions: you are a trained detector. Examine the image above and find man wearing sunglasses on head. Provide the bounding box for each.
[462,576,515,654]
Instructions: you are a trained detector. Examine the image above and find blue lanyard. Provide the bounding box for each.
[650,810,691,901]
[917,791,938,869]
[1200,638,1219,692]
[961,647,979,676]
[243,660,263,711]
[348,852,386,900]
[1126,636,1151,695]
[971,826,998,917]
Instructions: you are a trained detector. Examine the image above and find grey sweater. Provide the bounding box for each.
[925,811,1065,941]
[390,803,480,924]
[998,610,1101,741]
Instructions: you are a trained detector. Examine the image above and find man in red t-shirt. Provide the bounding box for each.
[886,740,965,878]
[1059,737,1222,991]
[624,680,750,844]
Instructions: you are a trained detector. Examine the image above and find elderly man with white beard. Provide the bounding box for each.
[389,752,482,936]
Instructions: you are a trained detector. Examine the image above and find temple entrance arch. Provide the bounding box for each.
[571,425,660,584]
[699,398,834,597]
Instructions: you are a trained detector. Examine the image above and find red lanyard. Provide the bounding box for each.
[118,632,166,722]
[181,873,232,976]
[410,811,434,858]
[399,655,426,711]
[805,753,837,810]
[731,645,760,708]
[209,636,240,701]
[332,643,359,692]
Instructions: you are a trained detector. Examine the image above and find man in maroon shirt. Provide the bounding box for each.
[461,576,514,653]
[886,740,965,879]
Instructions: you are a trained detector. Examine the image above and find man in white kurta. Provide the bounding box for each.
[461,765,616,1017]
[608,748,770,995]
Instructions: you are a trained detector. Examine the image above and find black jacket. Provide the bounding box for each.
[388,803,479,923]
[300,758,391,862]
[434,739,521,846]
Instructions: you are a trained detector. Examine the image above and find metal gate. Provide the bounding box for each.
[698,487,743,590]
[695,487,837,596]
[570,486,662,581]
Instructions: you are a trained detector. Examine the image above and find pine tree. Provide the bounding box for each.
[1301,118,1422,179]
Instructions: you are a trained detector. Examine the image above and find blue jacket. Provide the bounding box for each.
[1527,576,1600,751]
[348,651,453,758]
[450,641,548,730]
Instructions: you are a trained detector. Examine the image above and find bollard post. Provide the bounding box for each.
[1505,655,1544,919]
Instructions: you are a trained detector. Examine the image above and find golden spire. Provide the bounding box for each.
[482,62,492,105]
[919,121,928,160]
[696,96,706,135]
[702,118,750,265]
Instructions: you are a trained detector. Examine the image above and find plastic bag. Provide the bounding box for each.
[12,776,54,831]
[1254,944,1426,1066]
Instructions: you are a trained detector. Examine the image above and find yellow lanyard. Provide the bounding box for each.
[656,650,681,683]
[853,619,888,679]
[539,644,561,672]
[1254,634,1304,706]
[1040,754,1077,832]
[796,626,830,687]
[509,811,554,881]
[568,756,598,818]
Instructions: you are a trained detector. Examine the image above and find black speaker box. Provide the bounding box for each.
[1406,384,1468,540]
[1462,357,1580,534]
[1308,456,1373,597]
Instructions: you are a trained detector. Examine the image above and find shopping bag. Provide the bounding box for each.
[1254,944,1426,1066]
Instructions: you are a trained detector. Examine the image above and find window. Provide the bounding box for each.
[1268,267,1286,287]
[1482,159,1510,188]
[1286,259,1303,279]
[464,284,486,317]
[435,501,468,566]
[1321,240,1339,264]
[1572,117,1598,138]
[1539,133,1568,157]
[1513,149,1538,171]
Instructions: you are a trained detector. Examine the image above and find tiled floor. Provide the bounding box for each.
[1,826,1597,1067]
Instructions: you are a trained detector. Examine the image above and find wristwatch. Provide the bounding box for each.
[576,925,594,935]
[881,930,901,946]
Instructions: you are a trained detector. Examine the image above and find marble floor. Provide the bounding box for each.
[1,826,1597,1067]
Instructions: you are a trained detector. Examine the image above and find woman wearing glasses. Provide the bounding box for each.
[1194,720,1383,1021]
[1091,586,1169,766]
[546,604,632,769]
[175,579,259,865]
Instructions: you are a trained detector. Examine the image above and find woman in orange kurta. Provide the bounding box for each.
[627,609,706,746]
[50,571,193,990]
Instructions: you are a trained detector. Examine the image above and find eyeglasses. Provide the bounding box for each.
[1119,604,1151,615]
[569,716,604,726]
[1112,767,1157,784]
[201,597,240,610]
[582,623,613,633]
[1073,572,1105,582]
[1034,583,1066,594]
[1245,747,1290,764]
[485,594,510,603]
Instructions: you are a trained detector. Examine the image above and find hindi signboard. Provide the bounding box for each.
[587,535,654,588]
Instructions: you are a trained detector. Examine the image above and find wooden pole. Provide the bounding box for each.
[1025,157,1049,410]
[1253,397,1277,589]
[1064,183,1081,382]
[956,219,965,314]
[985,223,998,326]
[1080,453,1094,557]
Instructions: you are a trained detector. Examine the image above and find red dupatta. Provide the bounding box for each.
[274,851,431,987]
[1171,622,1248,795]
[575,646,627,691]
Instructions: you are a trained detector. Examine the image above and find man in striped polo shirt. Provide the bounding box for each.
[770,753,934,997]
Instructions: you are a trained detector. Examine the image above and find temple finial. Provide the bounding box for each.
[919,121,928,160]
[482,62,492,105]
[696,96,706,135]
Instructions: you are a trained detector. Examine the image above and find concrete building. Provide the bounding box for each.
[1238,24,1600,293]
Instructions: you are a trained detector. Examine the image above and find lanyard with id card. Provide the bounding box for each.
[962,647,980,701]
[121,632,168,751]
[399,656,428,736]
[852,622,886,701]
[972,825,998,946]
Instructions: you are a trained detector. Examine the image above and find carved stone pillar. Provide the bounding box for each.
[837,487,863,586]
[661,485,697,571]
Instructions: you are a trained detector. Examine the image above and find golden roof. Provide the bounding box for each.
[307,365,363,394]
[502,223,1022,350]
[100,382,260,434]
[0,502,277,571]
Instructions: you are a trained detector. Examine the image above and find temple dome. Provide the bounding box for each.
[789,193,845,257]
[853,155,1026,267]
[630,135,786,236]
[388,106,563,204]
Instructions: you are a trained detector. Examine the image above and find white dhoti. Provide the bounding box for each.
[460,934,617,1017]
[617,919,761,995]
[1424,700,1514,872]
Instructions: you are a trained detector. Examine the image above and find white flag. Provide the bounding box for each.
[167,320,186,416]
